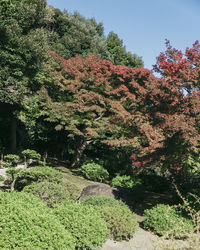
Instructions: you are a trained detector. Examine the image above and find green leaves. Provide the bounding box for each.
[144,204,194,238]
[0,192,75,249]
[53,201,108,249]
[106,32,143,68]
[80,163,109,182]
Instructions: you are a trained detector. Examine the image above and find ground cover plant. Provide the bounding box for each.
[0,191,75,249]
[23,181,72,207]
[14,166,63,191]
[81,195,138,241]
[53,200,109,249]
[143,204,194,238]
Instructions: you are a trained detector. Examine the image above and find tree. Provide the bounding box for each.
[151,40,200,173]
[49,10,111,61]
[39,52,144,167]
[106,32,143,68]
[41,47,200,171]
[0,0,50,104]
[0,0,52,152]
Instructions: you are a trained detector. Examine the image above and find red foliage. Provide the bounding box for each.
[47,46,200,169]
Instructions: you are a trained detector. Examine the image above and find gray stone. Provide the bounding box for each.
[78,184,120,202]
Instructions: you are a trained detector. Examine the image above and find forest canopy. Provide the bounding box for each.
[0,0,200,176]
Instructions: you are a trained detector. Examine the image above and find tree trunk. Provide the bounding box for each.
[24,156,27,169]
[43,150,48,164]
[71,139,92,168]
[10,178,17,191]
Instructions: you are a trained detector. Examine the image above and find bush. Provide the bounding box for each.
[0,175,4,181]
[80,162,109,182]
[111,175,142,189]
[1,162,12,168]
[143,204,194,238]
[15,166,63,191]
[22,149,41,160]
[0,192,75,249]
[81,195,126,207]
[81,196,138,241]
[4,154,20,167]
[22,149,42,168]
[53,201,108,249]
[23,181,72,207]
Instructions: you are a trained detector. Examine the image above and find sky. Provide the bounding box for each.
[47,0,200,70]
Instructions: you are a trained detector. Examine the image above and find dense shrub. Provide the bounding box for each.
[0,192,75,249]
[80,162,109,182]
[143,204,194,238]
[15,166,63,191]
[81,196,138,241]
[23,181,72,207]
[0,175,4,181]
[53,201,108,249]
[111,175,142,189]
[81,195,125,207]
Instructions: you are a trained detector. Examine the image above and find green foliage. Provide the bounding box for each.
[81,195,126,207]
[0,191,75,249]
[0,175,4,181]
[80,163,109,182]
[106,31,143,68]
[111,175,142,189]
[143,204,194,238]
[1,162,12,168]
[53,201,108,249]
[4,154,20,167]
[96,206,137,241]
[63,182,81,201]
[51,10,111,60]
[81,196,138,241]
[0,0,50,105]
[22,149,41,160]
[15,166,63,190]
[6,168,21,181]
[23,181,72,207]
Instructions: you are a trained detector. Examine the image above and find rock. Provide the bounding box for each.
[78,184,120,202]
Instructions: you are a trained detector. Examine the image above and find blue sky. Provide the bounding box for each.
[47,0,200,70]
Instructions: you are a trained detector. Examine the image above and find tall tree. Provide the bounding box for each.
[0,0,50,104]
[106,32,143,68]
[49,10,111,61]
[0,0,51,152]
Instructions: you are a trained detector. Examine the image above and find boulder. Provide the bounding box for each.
[78,184,120,202]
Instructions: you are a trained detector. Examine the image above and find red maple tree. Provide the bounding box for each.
[40,45,200,169]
